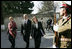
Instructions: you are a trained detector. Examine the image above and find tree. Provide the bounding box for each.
[38,1,54,14]
[1,1,34,14]
[1,1,34,24]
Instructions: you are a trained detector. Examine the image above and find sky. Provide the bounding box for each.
[31,1,43,14]
[31,1,71,14]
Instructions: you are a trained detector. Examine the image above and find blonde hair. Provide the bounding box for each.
[9,16,13,20]
[32,16,38,23]
[33,16,38,21]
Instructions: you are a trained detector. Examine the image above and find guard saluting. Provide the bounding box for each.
[53,2,71,48]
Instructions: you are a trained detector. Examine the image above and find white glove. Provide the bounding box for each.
[53,24,59,32]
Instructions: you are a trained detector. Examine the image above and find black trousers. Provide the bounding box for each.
[9,34,15,48]
[23,34,30,48]
[34,37,41,48]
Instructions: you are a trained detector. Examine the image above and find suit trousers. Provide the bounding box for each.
[34,37,41,48]
[23,33,30,48]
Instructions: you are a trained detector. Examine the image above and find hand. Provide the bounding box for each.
[53,24,59,32]
[43,34,46,37]
[11,29,13,30]
[13,35,15,38]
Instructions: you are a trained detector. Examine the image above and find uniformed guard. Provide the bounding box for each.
[53,2,71,48]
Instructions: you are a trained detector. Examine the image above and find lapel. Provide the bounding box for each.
[26,19,29,25]
[27,19,29,24]
[34,22,39,29]
[38,22,41,29]
[37,22,39,28]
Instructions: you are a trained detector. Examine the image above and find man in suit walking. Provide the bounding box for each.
[21,14,31,48]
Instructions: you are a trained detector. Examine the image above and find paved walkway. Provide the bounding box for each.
[1,29,55,48]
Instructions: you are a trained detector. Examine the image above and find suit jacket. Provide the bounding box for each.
[21,19,31,36]
[31,21,45,39]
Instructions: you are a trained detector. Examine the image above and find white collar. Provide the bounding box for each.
[63,16,67,19]
[35,23,38,29]
[23,19,28,24]
[24,19,28,21]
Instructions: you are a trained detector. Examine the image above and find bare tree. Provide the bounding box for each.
[38,1,54,14]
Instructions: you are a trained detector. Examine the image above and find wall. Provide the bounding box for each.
[3,14,54,31]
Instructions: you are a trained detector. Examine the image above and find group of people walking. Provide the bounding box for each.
[7,14,45,48]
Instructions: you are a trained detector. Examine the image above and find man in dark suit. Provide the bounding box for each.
[31,16,45,48]
[21,14,31,48]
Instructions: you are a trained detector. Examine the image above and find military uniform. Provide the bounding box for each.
[57,15,71,48]
[53,2,71,48]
